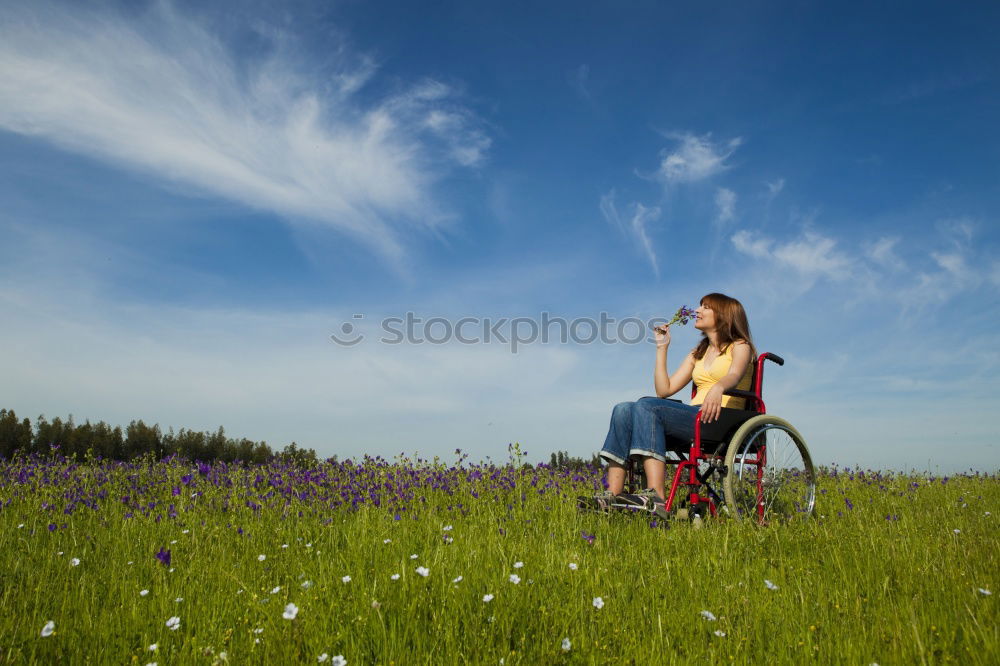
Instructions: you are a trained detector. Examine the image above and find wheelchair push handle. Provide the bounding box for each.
[763,352,784,366]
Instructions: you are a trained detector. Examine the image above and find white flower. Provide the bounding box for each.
[700,610,717,621]
[306,542,312,547]
[561,638,571,652]
[416,566,430,577]
[253,628,264,634]
[513,561,524,569]
[568,563,578,571]
[986,512,992,516]
[953,529,961,534]
[443,525,453,531]
[165,616,180,631]
[978,588,992,596]
[390,574,400,581]
[318,655,329,663]
[483,594,494,602]
[219,653,227,661]
[282,603,299,620]
[302,580,313,589]
[371,600,381,609]
[58,552,63,556]
[149,643,158,651]
[255,639,260,644]
[170,540,177,545]
[69,558,80,567]
[40,620,55,637]
[139,589,149,597]
[127,561,134,565]
[509,574,521,584]
[592,597,604,609]
[341,575,351,584]
[383,539,391,544]
[168,568,174,573]
[410,554,418,560]
[331,656,347,666]
[18,523,24,528]
[258,554,266,561]
[452,576,463,583]
[271,586,281,594]
[147,662,158,666]
[764,579,779,590]
[181,529,190,534]
[714,630,727,637]
[174,597,183,603]
[281,544,289,549]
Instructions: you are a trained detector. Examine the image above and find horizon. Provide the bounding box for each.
[1,1,998,473]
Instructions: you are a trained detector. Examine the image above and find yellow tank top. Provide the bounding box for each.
[691,343,754,410]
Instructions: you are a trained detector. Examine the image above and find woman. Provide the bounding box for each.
[598,292,757,503]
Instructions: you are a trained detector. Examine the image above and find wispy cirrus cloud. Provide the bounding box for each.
[654,132,742,184]
[600,190,661,276]
[714,187,736,226]
[0,1,488,261]
[731,229,852,283]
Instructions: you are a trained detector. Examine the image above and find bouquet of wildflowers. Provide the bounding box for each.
[653,305,695,334]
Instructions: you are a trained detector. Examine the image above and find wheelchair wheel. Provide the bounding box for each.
[722,415,816,522]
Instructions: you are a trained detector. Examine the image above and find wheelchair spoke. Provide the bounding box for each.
[723,416,815,522]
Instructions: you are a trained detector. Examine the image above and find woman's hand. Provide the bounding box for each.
[653,323,671,348]
[700,385,724,423]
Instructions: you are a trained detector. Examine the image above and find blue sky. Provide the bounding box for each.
[1,0,998,471]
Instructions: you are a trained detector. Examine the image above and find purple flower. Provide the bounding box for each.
[581,531,595,545]
[845,498,854,511]
[155,547,171,567]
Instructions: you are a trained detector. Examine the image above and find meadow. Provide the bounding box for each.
[1,450,996,665]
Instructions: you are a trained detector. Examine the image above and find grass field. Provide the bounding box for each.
[1,451,996,664]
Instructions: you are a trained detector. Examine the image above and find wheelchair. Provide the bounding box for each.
[624,352,816,523]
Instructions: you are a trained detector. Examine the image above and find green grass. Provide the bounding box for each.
[0,458,996,664]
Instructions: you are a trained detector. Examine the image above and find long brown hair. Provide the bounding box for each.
[692,293,757,361]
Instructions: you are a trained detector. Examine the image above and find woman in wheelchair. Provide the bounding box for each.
[598,292,756,507]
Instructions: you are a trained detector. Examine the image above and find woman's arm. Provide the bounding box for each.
[653,326,695,398]
[699,341,752,422]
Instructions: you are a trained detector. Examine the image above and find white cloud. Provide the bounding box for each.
[714,187,736,226]
[599,190,660,275]
[765,179,785,197]
[629,204,661,277]
[731,229,851,280]
[931,251,972,279]
[865,236,905,272]
[656,133,742,184]
[599,190,624,234]
[0,2,488,261]
[730,230,772,259]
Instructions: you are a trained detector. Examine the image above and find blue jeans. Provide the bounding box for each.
[599,397,699,464]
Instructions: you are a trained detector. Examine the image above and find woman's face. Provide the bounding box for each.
[694,302,715,331]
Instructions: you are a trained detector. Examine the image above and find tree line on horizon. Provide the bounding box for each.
[0,408,605,468]
[0,408,317,464]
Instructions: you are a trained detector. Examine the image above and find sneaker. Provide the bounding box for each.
[613,488,663,510]
[576,491,618,512]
